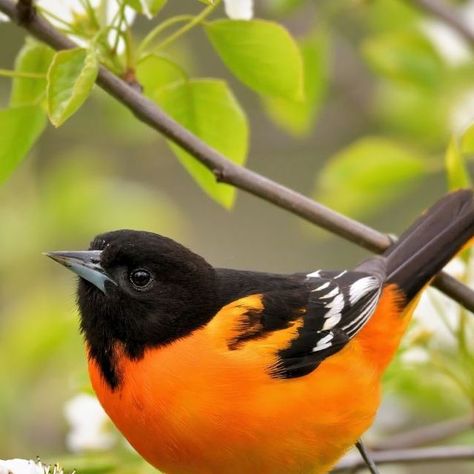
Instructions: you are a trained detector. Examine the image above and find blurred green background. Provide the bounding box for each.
[0,0,473,473]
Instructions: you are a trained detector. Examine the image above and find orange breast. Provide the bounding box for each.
[89,286,411,474]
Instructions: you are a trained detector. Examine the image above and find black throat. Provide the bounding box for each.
[78,276,219,390]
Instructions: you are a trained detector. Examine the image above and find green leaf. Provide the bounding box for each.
[263,31,329,136]
[47,48,99,127]
[366,0,420,33]
[314,137,427,218]
[125,0,167,17]
[205,19,304,100]
[445,138,471,190]
[265,0,306,15]
[445,126,472,190]
[136,54,187,97]
[362,30,444,89]
[374,81,447,147]
[155,79,248,208]
[460,122,474,156]
[10,39,54,107]
[0,106,46,185]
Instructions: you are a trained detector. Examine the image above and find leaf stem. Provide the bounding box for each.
[111,3,126,56]
[138,15,193,55]
[91,1,131,75]
[154,1,220,51]
[124,29,134,68]
[427,290,457,338]
[0,69,46,79]
[37,7,80,34]
[80,0,100,30]
[431,354,472,399]
[457,250,473,360]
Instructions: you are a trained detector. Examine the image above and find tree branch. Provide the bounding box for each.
[372,415,474,451]
[333,446,474,472]
[0,0,473,312]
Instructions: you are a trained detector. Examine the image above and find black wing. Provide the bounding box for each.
[215,259,385,379]
[273,261,385,378]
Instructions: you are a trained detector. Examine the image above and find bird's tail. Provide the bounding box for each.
[383,189,474,301]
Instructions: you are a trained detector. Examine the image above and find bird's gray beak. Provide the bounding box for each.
[44,250,116,294]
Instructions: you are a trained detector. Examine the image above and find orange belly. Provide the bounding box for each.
[88,286,410,474]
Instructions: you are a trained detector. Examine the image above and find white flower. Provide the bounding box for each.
[38,0,135,25]
[412,256,474,347]
[224,0,253,20]
[0,0,137,25]
[450,89,474,134]
[64,393,116,453]
[0,459,46,474]
[462,0,474,34]
[400,346,430,365]
[414,287,459,345]
[443,257,467,279]
[0,0,135,51]
[0,460,67,474]
[421,20,471,66]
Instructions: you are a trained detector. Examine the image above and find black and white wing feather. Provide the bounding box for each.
[274,260,385,378]
[215,259,385,379]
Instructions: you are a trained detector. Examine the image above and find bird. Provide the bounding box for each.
[46,189,474,474]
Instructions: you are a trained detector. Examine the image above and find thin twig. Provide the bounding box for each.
[154,0,219,51]
[333,446,474,472]
[372,415,474,450]
[355,441,380,474]
[0,0,473,313]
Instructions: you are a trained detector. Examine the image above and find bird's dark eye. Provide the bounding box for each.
[129,269,153,290]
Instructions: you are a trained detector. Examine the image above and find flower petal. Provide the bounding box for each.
[224,0,253,20]
[0,459,45,474]
[64,393,116,452]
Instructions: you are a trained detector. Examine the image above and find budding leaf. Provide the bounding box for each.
[445,125,473,190]
[47,47,99,127]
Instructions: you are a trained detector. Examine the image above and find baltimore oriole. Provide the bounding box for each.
[46,189,474,474]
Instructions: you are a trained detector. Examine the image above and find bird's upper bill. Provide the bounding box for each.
[45,250,116,293]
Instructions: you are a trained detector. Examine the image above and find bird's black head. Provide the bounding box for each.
[47,230,218,388]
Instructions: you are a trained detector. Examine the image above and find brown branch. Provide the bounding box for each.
[333,446,474,472]
[16,0,35,24]
[0,0,473,312]
[373,415,474,451]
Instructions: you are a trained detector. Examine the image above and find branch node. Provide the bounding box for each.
[122,68,143,94]
[16,0,36,25]
[213,167,226,183]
